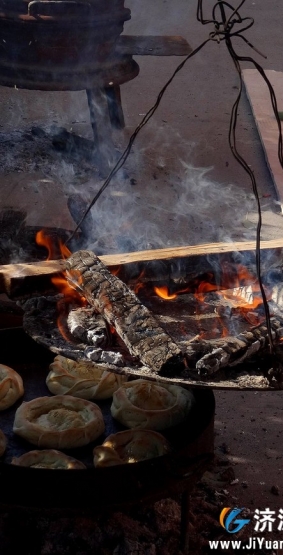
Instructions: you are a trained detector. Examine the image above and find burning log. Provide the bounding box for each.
[194,317,283,376]
[66,250,184,376]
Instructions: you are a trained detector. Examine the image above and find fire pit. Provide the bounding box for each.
[3,233,282,390]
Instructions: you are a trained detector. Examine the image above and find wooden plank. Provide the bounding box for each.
[243,68,283,204]
[116,35,192,56]
[100,238,283,265]
[1,238,283,297]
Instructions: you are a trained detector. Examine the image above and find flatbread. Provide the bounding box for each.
[46,355,127,399]
[111,379,194,431]
[93,429,171,467]
[12,449,86,469]
[13,395,105,449]
[0,364,24,410]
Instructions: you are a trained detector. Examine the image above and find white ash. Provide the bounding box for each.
[271,284,283,308]
[100,351,124,366]
[67,307,108,347]
[84,347,103,362]
[84,347,124,366]
[196,348,230,375]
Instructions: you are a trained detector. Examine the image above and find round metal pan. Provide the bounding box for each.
[0,328,214,510]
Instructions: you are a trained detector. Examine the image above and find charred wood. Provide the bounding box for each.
[22,294,129,368]
[193,317,283,376]
[267,299,283,320]
[66,250,184,376]
[67,307,109,347]
[271,283,283,308]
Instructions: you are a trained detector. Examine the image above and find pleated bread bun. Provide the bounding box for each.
[46,355,127,399]
[111,379,194,431]
[0,429,7,456]
[0,364,24,410]
[93,429,171,467]
[13,395,105,449]
[12,449,86,469]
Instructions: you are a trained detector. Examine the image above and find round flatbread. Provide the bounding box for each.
[46,355,127,399]
[0,428,7,456]
[12,449,86,469]
[13,395,105,449]
[93,429,171,467]
[111,379,194,431]
[0,364,24,410]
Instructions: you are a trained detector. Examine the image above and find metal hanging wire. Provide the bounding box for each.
[197,0,283,375]
[66,0,283,378]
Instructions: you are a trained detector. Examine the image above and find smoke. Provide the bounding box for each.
[66,154,257,255]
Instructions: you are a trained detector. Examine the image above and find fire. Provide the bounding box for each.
[36,229,71,261]
[154,286,177,300]
[194,281,219,303]
[150,261,271,340]
[219,264,271,326]
[36,230,86,342]
[36,229,54,260]
[51,274,83,300]
[36,229,271,345]
[132,269,146,295]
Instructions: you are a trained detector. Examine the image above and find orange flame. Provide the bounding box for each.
[219,264,271,325]
[36,229,71,261]
[132,269,146,295]
[36,230,86,342]
[36,229,53,260]
[59,238,71,260]
[154,286,177,300]
[194,281,219,303]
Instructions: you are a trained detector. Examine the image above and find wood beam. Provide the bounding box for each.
[1,238,283,298]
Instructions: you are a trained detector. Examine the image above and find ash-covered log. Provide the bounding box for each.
[66,250,185,376]
[194,317,283,376]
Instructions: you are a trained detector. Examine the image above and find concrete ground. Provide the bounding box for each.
[1,0,283,521]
